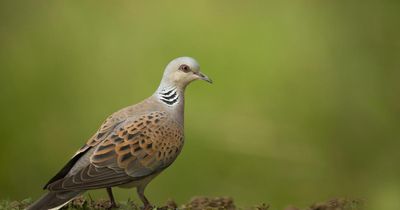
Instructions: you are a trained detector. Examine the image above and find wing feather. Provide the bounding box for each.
[47,111,184,191]
[43,116,125,189]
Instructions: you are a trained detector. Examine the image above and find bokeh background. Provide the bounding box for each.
[1,1,399,209]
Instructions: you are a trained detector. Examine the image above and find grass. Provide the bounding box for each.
[0,196,362,210]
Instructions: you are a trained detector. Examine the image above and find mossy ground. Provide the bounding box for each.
[0,196,362,210]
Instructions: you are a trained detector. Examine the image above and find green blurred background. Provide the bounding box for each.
[0,0,399,209]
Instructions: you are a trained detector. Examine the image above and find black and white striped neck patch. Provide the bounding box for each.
[158,88,180,106]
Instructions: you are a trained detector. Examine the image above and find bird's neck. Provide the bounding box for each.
[156,86,183,106]
[154,83,185,123]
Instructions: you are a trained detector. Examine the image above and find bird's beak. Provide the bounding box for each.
[198,72,213,84]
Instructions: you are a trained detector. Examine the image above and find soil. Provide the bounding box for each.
[0,196,362,210]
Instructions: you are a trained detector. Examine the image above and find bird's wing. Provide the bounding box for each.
[46,111,184,191]
[43,114,125,189]
[77,113,128,155]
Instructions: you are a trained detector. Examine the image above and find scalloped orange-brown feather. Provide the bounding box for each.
[46,111,184,191]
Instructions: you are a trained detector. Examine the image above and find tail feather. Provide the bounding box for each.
[26,191,83,210]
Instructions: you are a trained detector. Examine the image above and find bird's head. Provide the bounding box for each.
[160,57,212,89]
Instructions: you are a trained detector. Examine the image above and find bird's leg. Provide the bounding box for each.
[106,187,118,208]
[137,185,152,210]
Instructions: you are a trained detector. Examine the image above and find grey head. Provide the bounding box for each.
[158,57,212,90]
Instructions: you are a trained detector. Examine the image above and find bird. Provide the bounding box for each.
[27,56,212,210]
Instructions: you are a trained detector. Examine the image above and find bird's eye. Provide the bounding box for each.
[179,64,191,73]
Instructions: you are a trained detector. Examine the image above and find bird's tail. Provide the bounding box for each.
[26,190,83,210]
